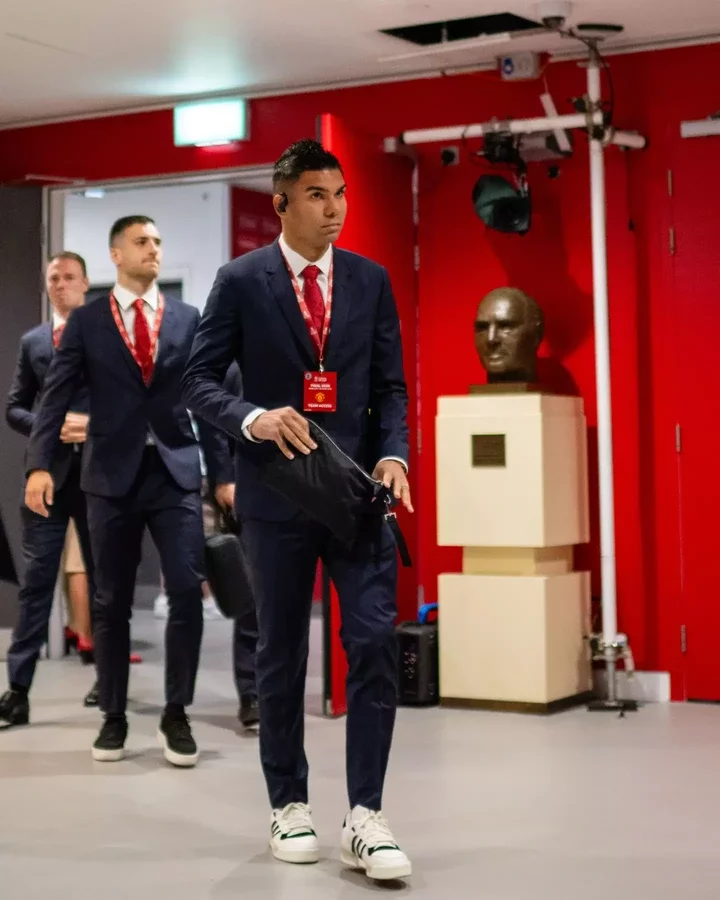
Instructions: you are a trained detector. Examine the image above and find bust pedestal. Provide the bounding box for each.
[435,393,592,712]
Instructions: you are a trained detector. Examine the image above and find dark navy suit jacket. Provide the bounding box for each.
[26,295,229,498]
[202,361,241,490]
[6,321,89,491]
[182,240,409,521]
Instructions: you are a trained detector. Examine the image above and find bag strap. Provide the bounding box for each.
[218,507,240,535]
[383,496,412,567]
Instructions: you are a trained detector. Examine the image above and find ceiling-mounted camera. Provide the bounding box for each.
[481,132,524,168]
[535,0,574,31]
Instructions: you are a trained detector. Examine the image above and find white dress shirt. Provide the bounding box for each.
[241,236,407,473]
[112,282,160,444]
[112,282,160,358]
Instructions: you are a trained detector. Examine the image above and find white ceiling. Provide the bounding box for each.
[1,0,718,126]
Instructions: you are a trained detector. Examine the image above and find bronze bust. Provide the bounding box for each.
[474,287,544,384]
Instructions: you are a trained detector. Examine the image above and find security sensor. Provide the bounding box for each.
[440,146,460,167]
[535,0,573,31]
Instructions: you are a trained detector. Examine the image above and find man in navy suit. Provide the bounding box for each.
[25,216,229,767]
[0,252,94,729]
[183,140,413,881]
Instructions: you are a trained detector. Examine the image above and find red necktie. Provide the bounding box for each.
[52,325,65,349]
[133,298,154,384]
[302,265,325,336]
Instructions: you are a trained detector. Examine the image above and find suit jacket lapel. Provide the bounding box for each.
[43,323,54,358]
[150,298,176,385]
[99,296,145,386]
[324,249,352,369]
[265,242,317,368]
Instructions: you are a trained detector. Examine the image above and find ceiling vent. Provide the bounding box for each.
[380,12,542,47]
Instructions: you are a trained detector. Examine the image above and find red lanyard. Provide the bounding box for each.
[280,248,333,370]
[110,292,165,372]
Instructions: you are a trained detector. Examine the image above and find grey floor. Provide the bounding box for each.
[2,614,720,899]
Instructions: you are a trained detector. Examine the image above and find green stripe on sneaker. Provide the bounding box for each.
[368,844,400,855]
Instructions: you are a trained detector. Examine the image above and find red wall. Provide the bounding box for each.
[3,43,717,697]
[230,186,279,258]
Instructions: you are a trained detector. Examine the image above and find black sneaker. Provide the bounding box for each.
[238,696,259,729]
[158,711,198,768]
[0,690,29,728]
[83,681,100,708]
[92,716,128,762]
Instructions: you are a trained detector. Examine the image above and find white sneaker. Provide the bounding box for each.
[202,596,224,621]
[270,803,320,864]
[153,593,169,620]
[341,807,411,881]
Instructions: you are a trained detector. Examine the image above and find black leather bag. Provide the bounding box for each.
[204,511,255,619]
[254,421,412,566]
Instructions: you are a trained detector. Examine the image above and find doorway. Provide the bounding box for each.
[44,167,339,715]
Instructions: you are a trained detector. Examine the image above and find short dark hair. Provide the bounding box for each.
[272,139,343,192]
[48,251,87,278]
[109,215,156,247]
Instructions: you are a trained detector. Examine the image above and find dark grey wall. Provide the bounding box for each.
[0,187,44,627]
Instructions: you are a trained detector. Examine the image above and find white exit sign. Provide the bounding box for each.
[173,98,248,147]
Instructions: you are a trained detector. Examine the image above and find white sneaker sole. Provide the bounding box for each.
[341,849,412,881]
[270,840,320,864]
[91,745,126,762]
[157,729,199,768]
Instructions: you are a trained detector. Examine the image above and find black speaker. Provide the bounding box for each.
[396,620,439,706]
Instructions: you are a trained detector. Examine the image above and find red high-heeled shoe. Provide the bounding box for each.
[64,627,79,654]
[77,636,95,666]
[77,636,142,665]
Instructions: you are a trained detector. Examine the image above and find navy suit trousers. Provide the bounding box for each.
[242,514,398,812]
[7,454,93,690]
[233,602,258,700]
[87,448,205,716]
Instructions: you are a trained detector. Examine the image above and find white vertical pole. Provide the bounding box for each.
[587,54,619,665]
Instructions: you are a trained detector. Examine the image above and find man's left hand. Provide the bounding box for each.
[60,412,89,444]
[214,483,236,511]
[372,460,413,514]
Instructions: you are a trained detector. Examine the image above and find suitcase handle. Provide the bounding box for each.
[418,603,438,624]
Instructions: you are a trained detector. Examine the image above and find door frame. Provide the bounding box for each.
[42,163,275,658]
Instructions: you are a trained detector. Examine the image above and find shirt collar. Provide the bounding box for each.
[279,234,333,279]
[113,282,159,312]
[51,310,67,329]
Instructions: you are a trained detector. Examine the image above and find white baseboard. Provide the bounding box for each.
[593,669,670,703]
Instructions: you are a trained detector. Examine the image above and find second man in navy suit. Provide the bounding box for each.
[25,216,230,767]
[183,140,413,881]
[0,252,93,727]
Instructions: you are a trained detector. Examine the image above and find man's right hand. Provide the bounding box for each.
[249,407,317,460]
[25,470,55,518]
